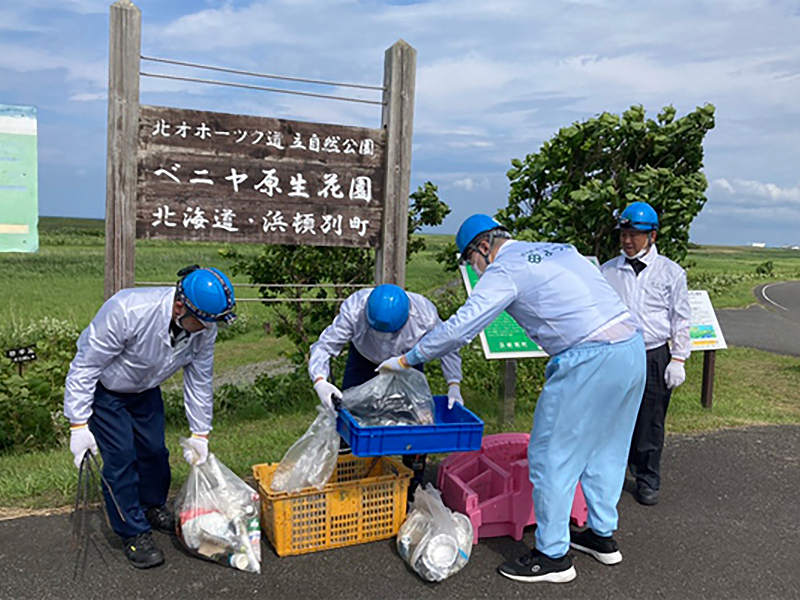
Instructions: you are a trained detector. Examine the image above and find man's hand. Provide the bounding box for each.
[447,383,464,409]
[375,355,410,373]
[665,359,686,389]
[183,434,209,466]
[70,424,98,469]
[314,378,342,411]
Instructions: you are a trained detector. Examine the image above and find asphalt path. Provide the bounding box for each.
[2,424,800,600]
[716,280,800,357]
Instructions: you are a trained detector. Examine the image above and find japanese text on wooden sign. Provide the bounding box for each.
[137,105,385,247]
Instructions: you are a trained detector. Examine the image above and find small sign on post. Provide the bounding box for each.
[688,290,727,410]
[5,345,37,376]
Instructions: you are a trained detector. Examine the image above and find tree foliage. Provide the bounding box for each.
[499,104,715,264]
[224,182,450,365]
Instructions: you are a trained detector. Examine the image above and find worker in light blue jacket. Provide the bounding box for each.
[378,215,646,584]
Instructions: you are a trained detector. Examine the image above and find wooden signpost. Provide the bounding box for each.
[104,0,415,299]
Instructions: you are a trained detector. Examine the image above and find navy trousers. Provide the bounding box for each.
[341,343,426,495]
[628,343,673,492]
[341,342,424,389]
[88,383,171,539]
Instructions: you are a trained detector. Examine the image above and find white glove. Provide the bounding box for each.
[375,355,409,374]
[447,384,464,409]
[70,425,98,469]
[665,360,686,389]
[183,435,209,466]
[314,378,342,411]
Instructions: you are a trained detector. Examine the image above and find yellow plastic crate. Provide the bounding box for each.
[252,455,412,556]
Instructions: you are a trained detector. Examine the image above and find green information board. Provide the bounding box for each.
[0,104,38,252]
[458,263,548,359]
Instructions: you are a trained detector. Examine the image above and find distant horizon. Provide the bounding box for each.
[34,215,799,250]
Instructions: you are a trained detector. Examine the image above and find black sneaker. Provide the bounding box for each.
[123,531,165,569]
[145,505,176,534]
[497,548,576,583]
[570,528,622,565]
[633,483,660,506]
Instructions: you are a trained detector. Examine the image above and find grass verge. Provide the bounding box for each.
[2,345,799,509]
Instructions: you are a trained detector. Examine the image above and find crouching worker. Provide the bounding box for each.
[308,284,463,497]
[378,215,647,584]
[64,266,236,569]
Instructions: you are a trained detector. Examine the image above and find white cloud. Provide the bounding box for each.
[450,176,491,192]
[70,92,106,102]
[452,178,475,191]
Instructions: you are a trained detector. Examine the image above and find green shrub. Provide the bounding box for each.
[0,317,80,453]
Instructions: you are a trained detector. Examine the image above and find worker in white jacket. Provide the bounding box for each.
[600,202,691,506]
[64,265,236,569]
[378,215,646,584]
[309,284,462,495]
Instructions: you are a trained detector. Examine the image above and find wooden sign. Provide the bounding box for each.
[5,345,36,364]
[137,105,386,247]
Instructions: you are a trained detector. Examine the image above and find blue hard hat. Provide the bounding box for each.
[177,266,237,325]
[455,214,506,262]
[619,202,659,231]
[366,284,410,333]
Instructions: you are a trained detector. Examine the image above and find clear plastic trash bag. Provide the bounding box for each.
[270,405,339,493]
[341,369,435,427]
[174,440,261,573]
[397,483,473,582]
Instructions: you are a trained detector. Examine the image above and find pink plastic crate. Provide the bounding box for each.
[437,433,588,544]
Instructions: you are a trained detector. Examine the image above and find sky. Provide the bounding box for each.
[2,0,800,247]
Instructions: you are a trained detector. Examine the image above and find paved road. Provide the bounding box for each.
[717,280,800,357]
[2,425,799,600]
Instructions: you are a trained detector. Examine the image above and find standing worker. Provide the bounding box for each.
[600,201,691,506]
[378,215,646,584]
[309,284,463,495]
[64,265,236,569]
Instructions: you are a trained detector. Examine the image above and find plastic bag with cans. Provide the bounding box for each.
[341,369,435,427]
[175,439,261,573]
[397,483,473,582]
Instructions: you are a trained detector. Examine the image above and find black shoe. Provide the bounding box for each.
[633,483,660,506]
[123,531,165,569]
[497,548,576,583]
[338,439,352,455]
[145,505,176,534]
[570,528,622,565]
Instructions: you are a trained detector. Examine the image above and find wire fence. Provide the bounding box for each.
[135,281,372,303]
[140,55,385,106]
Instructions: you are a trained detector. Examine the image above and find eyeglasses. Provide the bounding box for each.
[458,241,480,266]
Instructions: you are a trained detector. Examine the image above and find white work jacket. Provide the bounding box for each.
[63,287,218,433]
[600,245,691,359]
[410,240,637,363]
[308,288,462,383]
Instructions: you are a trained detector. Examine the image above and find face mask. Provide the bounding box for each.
[620,235,652,260]
[170,313,191,349]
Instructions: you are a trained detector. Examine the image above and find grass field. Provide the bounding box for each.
[1,218,800,508]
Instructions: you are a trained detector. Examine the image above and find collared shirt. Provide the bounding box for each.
[409,240,638,363]
[600,245,691,359]
[63,287,218,433]
[308,288,462,384]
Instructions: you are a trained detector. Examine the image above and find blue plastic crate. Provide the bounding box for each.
[336,395,484,456]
